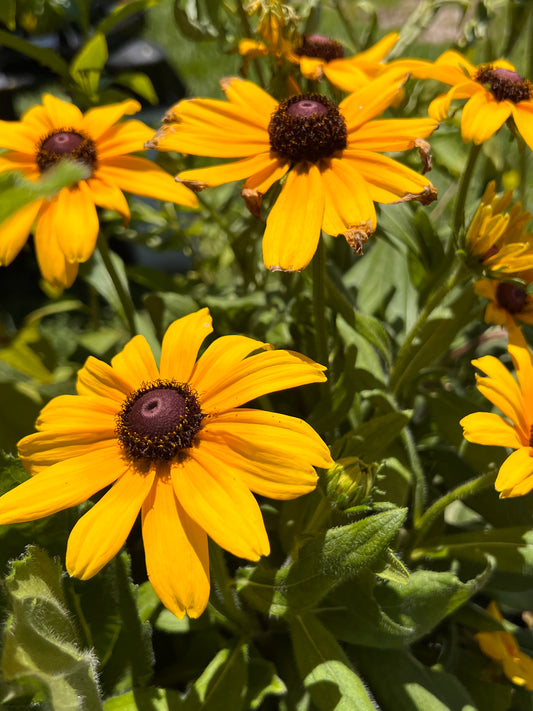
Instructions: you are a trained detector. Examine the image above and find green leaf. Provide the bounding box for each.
[0,28,70,80]
[70,32,108,98]
[237,508,407,617]
[103,688,183,710]
[173,0,219,40]
[0,0,16,30]
[96,0,160,36]
[112,72,158,104]
[182,644,248,711]
[2,546,102,710]
[245,656,286,710]
[374,548,410,584]
[0,324,54,383]
[290,613,377,711]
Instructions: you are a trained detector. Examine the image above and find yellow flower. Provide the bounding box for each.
[460,326,533,498]
[476,601,533,690]
[148,73,438,272]
[0,309,332,618]
[394,50,533,146]
[0,94,198,288]
[475,277,533,328]
[465,181,533,276]
[294,32,399,91]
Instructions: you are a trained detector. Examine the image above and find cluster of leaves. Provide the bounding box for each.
[1,0,533,710]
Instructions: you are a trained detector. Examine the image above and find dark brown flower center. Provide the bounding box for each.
[36,129,98,173]
[268,94,347,163]
[496,282,527,313]
[475,65,532,103]
[481,245,499,261]
[295,34,344,62]
[115,380,203,461]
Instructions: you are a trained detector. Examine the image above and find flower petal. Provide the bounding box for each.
[428,81,482,121]
[142,470,210,618]
[86,176,130,222]
[33,201,79,288]
[96,120,155,159]
[340,69,408,133]
[80,99,141,140]
[98,156,198,207]
[66,465,155,579]
[110,335,159,390]
[461,92,511,144]
[263,163,325,272]
[173,447,270,560]
[0,200,42,265]
[179,152,282,190]
[460,412,522,448]
[0,444,125,524]
[54,183,100,263]
[348,118,438,151]
[76,356,135,402]
[508,326,533,423]
[42,94,83,129]
[159,308,213,382]
[0,120,40,153]
[495,447,533,498]
[222,77,277,124]
[511,102,533,153]
[320,157,376,236]
[0,151,39,176]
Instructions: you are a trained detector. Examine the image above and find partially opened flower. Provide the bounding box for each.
[476,601,533,690]
[148,72,437,271]
[475,277,533,328]
[0,308,332,618]
[460,327,533,498]
[393,50,533,147]
[0,94,197,288]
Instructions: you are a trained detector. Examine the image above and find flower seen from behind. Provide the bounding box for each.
[0,308,333,618]
[460,327,533,498]
[0,94,198,288]
[476,601,533,690]
[147,73,438,272]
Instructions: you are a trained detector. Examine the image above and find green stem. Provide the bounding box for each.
[312,238,330,371]
[409,470,496,552]
[452,142,482,241]
[96,234,136,338]
[401,426,427,527]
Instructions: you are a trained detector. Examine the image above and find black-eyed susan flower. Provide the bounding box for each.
[460,327,533,498]
[474,277,533,328]
[0,308,333,618]
[476,601,533,690]
[0,94,197,288]
[394,50,533,147]
[147,73,438,272]
[464,181,533,276]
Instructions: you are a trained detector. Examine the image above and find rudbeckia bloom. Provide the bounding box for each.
[0,308,332,618]
[475,277,533,328]
[460,327,533,498]
[0,94,197,288]
[476,601,533,691]
[147,72,438,271]
[394,50,533,147]
[464,181,533,276]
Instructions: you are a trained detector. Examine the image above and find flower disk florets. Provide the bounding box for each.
[268,94,347,163]
[475,66,532,103]
[36,129,98,173]
[295,34,345,62]
[116,380,203,461]
[497,282,527,313]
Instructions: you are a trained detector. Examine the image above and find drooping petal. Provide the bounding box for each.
[263,163,325,272]
[80,99,141,140]
[461,92,512,144]
[460,412,522,449]
[86,176,130,222]
[495,447,533,498]
[142,470,210,618]
[66,464,155,579]
[98,156,198,207]
[42,94,83,129]
[110,335,160,390]
[197,348,327,413]
[159,308,213,382]
[320,157,376,236]
[179,152,281,190]
[172,447,270,560]
[0,444,126,524]
[511,102,533,152]
[96,120,156,159]
[76,356,135,402]
[348,118,438,152]
[0,200,42,265]
[340,69,408,133]
[33,201,78,288]
[54,183,100,263]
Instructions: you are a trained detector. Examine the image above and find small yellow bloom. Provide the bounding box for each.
[476,601,533,690]
[475,277,533,329]
[148,73,437,272]
[460,326,533,498]
[0,94,198,288]
[0,308,333,618]
[393,50,533,147]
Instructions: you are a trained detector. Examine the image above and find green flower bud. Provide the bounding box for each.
[326,457,377,510]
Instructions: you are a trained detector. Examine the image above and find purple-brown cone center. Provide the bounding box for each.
[475,65,532,103]
[268,93,347,163]
[295,34,345,62]
[36,128,98,173]
[496,282,528,313]
[116,380,203,461]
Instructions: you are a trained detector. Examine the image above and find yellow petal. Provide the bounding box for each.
[323,63,370,93]
[263,163,325,272]
[357,32,399,62]
[96,120,155,159]
[460,412,522,448]
[0,200,42,265]
[54,183,100,263]
[173,447,270,560]
[76,355,134,402]
[111,335,159,390]
[42,94,83,129]
[142,471,210,618]
[98,156,198,207]
[35,393,118,431]
[299,56,324,80]
[66,465,155,579]
[197,348,326,413]
[33,201,78,288]
[179,152,281,190]
[495,447,533,497]
[340,69,408,133]
[461,92,511,144]
[159,308,213,382]
[0,120,40,153]
[512,102,533,153]
[80,99,141,140]
[348,118,438,151]
[86,175,130,222]
[508,326,533,422]
[0,444,125,524]
[428,81,481,121]
[320,157,376,236]
[0,151,39,176]
[222,77,277,124]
